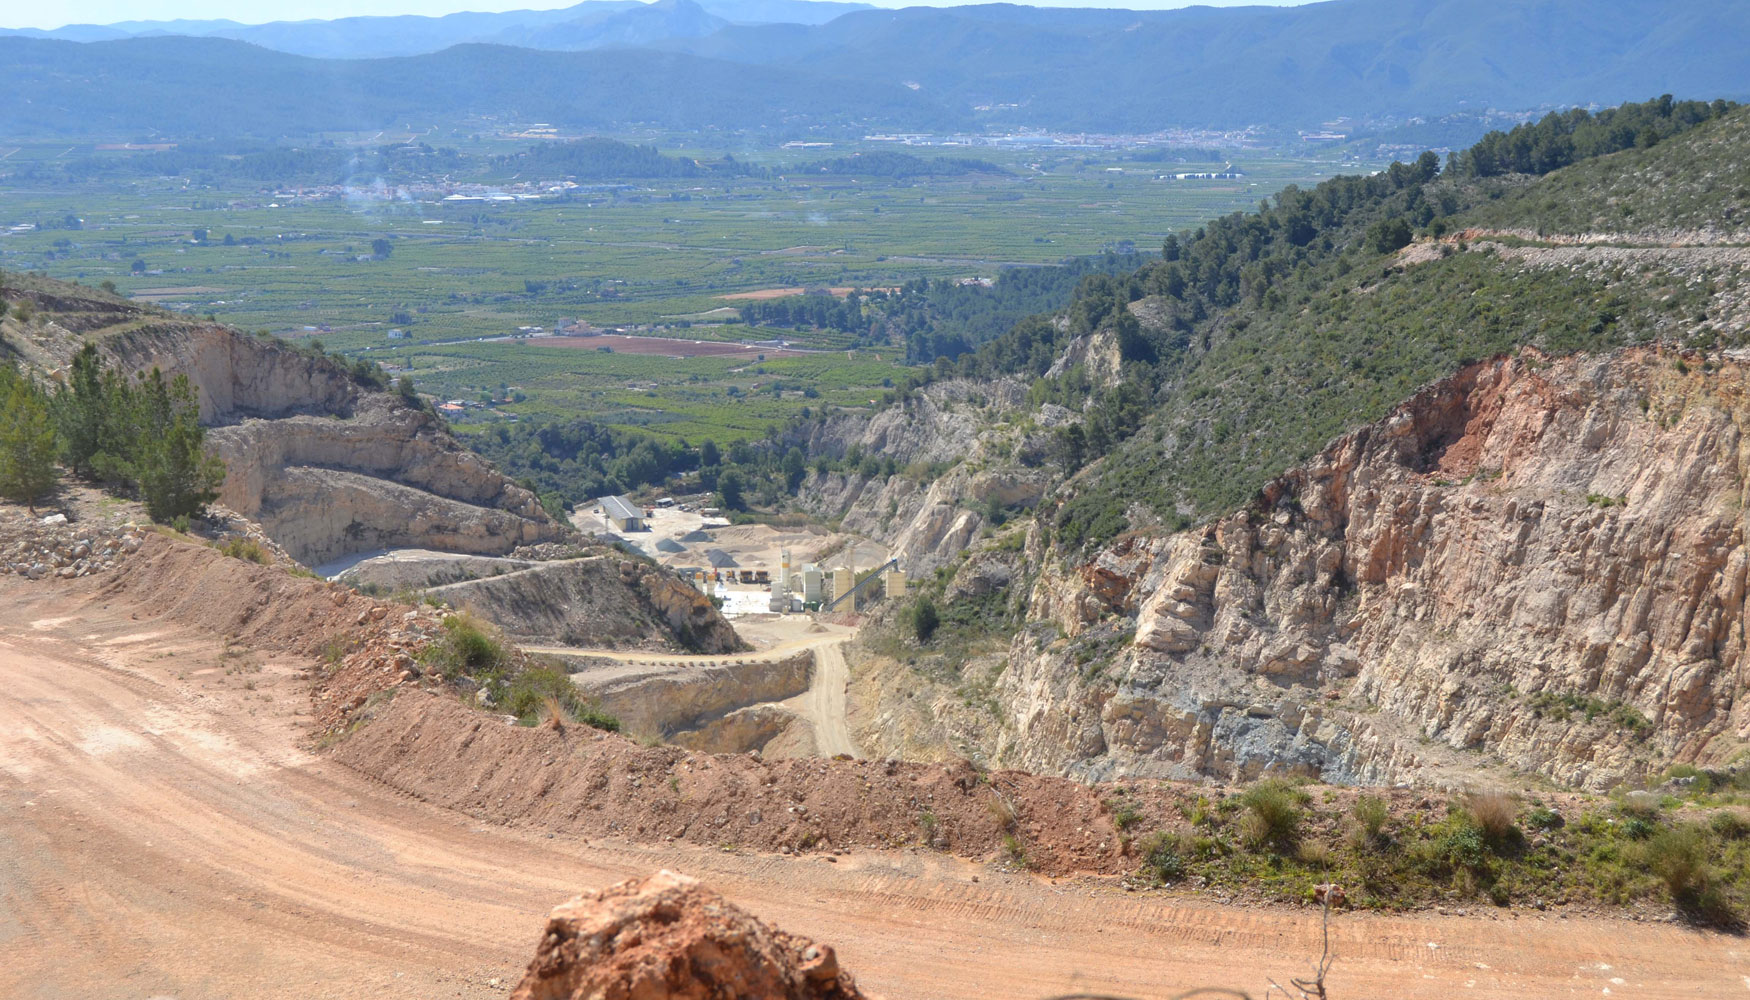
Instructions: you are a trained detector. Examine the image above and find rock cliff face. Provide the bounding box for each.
[991,347,1750,790]
[428,556,743,653]
[800,464,1048,575]
[95,322,565,566]
[794,376,1030,468]
[791,377,1051,574]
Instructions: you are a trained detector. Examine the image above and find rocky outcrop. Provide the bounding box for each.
[794,376,1029,467]
[428,556,743,653]
[84,320,565,566]
[256,464,551,567]
[99,322,359,422]
[0,509,146,580]
[511,871,866,1000]
[992,347,1750,790]
[800,464,1048,576]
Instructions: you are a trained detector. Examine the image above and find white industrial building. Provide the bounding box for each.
[597,495,645,532]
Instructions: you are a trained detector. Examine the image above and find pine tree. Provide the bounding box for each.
[131,368,225,522]
[53,343,108,477]
[0,371,59,512]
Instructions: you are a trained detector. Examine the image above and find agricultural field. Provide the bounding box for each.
[0,136,1380,440]
[398,338,899,446]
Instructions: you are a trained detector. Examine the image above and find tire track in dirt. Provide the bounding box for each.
[2,585,1748,1000]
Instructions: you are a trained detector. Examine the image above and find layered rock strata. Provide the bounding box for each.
[995,347,1750,789]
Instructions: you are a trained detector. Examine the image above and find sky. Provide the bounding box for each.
[6,0,1313,31]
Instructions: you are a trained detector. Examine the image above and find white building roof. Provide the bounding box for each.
[598,495,643,521]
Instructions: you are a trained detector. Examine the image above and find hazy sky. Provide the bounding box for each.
[10,0,1314,31]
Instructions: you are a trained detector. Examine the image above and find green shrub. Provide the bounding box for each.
[1138,831,1186,882]
[910,596,940,642]
[1641,823,1736,924]
[1708,810,1750,841]
[1351,794,1389,843]
[1238,779,1306,851]
[503,665,620,732]
[1422,819,1490,879]
[217,537,270,564]
[1622,816,1658,840]
[1109,800,1143,831]
[1644,824,1710,897]
[1524,805,1565,831]
[420,612,511,679]
[1616,790,1663,822]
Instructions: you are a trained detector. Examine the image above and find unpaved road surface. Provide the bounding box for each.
[2,587,1746,1000]
[547,624,860,758]
[784,638,858,757]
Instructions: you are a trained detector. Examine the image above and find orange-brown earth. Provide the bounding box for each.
[3,533,1748,999]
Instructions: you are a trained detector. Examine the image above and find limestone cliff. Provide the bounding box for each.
[790,377,1052,574]
[992,347,1750,790]
[0,281,565,566]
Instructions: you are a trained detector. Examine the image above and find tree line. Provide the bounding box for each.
[1449,95,1738,179]
[0,343,225,521]
[736,253,1151,363]
[13,141,466,187]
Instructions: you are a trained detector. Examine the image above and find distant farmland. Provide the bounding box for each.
[540,334,809,358]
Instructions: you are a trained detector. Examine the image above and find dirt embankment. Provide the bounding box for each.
[29,529,1532,883]
[430,556,743,654]
[333,690,1129,872]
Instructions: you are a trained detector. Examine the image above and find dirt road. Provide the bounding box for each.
[785,638,859,758]
[2,587,1746,1000]
[543,627,859,758]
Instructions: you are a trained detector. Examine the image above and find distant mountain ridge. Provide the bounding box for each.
[0,35,960,136]
[3,0,1746,135]
[4,0,871,57]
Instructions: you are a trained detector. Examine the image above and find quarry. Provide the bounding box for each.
[6,86,1750,1000]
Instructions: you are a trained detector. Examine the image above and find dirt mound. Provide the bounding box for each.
[93,531,386,657]
[512,870,865,1000]
[332,691,1135,874]
[78,528,449,732]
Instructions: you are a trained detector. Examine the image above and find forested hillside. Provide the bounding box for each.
[885,97,1746,550]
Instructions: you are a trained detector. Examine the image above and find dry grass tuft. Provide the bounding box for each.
[1465,789,1521,843]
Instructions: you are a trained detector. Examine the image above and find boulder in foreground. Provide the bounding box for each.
[511,870,868,1000]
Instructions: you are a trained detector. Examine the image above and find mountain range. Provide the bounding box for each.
[4,0,872,57]
[3,0,1747,135]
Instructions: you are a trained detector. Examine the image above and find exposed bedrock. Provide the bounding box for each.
[431,557,744,653]
[97,323,564,565]
[992,348,1750,790]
